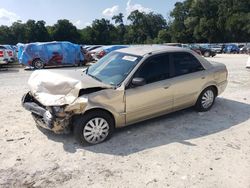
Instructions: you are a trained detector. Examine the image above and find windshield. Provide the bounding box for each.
[87,51,142,86]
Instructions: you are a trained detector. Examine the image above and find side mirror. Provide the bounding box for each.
[132,77,146,87]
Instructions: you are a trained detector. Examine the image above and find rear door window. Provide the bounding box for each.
[171,52,204,77]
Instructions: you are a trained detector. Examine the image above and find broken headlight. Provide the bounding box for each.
[51,106,67,117]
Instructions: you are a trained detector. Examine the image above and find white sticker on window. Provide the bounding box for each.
[122,56,137,61]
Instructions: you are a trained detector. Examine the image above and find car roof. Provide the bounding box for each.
[116,45,190,56]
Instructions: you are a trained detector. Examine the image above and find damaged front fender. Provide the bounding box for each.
[64,97,88,113]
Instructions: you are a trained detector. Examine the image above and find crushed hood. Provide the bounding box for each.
[28,69,112,106]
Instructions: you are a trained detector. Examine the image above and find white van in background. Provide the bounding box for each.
[0,45,15,64]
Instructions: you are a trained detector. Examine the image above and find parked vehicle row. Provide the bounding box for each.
[166,43,250,55]
[3,41,249,69]
[165,43,216,57]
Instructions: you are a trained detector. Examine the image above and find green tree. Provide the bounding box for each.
[51,19,80,43]
[127,10,167,44]
[88,18,117,44]
[218,0,250,42]
[169,0,193,43]
[35,20,50,42]
[10,21,27,43]
[112,13,126,43]
[170,0,250,43]
[0,26,15,44]
[26,20,37,42]
[156,29,171,43]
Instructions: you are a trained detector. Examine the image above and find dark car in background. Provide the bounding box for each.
[223,44,240,54]
[189,44,216,57]
[165,43,202,56]
[239,44,250,54]
[201,44,223,53]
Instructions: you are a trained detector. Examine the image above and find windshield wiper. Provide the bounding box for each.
[85,66,89,74]
[88,73,103,83]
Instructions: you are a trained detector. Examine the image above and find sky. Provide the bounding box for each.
[0,0,182,29]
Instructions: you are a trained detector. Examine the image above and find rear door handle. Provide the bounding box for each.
[163,85,171,89]
[201,76,206,79]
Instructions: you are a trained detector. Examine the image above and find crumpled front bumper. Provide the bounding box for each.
[22,92,70,133]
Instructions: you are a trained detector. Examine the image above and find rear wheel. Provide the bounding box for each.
[33,59,44,69]
[204,51,211,57]
[195,87,216,112]
[73,110,114,145]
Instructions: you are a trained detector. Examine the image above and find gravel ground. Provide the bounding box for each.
[0,54,250,188]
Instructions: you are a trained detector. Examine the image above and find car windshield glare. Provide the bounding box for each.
[87,51,142,86]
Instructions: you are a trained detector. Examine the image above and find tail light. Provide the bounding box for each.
[98,50,106,58]
[0,51,3,57]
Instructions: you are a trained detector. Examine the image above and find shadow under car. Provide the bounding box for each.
[36,97,250,155]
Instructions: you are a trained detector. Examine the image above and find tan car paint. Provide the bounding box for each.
[125,78,173,125]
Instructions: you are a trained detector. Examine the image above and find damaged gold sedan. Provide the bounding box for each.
[22,46,228,145]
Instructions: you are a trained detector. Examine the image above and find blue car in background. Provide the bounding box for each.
[19,41,84,69]
[223,44,239,54]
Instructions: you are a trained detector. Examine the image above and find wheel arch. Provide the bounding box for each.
[201,82,218,96]
[209,85,218,96]
[72,107,116,127]
[195,84,218,103]
[32,58,43,63]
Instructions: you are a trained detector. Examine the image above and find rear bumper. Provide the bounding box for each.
[0,59,8,65]
[8,58,15,62]
[22,92,70,133]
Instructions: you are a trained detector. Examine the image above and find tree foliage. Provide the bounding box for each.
[170,0,250,43]
[50,19,80,43]
[0,0,249,45]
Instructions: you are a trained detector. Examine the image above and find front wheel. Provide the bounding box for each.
[73,110,114,145]
[33,59,44,69]
[195,87,216,112]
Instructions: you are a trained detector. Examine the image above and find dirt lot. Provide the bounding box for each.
[0,54,250,188]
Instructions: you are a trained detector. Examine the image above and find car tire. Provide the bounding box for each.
[195,87,216,112]
[33,59,44,69]
[73,110,114,146]
[204,51,211,57]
